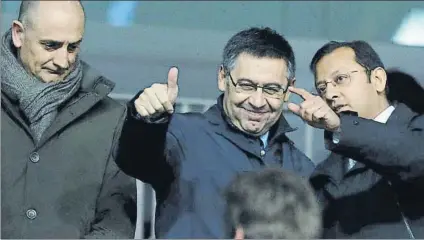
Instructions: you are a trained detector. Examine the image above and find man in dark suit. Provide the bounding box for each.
[287,40,424,238]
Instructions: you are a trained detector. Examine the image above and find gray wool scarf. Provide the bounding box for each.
[1,29,83,142]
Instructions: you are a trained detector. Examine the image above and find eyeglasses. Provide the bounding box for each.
[315,69,369,96]
[227,72,288,99]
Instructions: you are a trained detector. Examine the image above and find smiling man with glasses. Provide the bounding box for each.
[288,40,424,238]
[115,27,315,238]
[217,52,293,138]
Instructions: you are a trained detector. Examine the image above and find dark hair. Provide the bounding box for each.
[310,40,385,78]
[224,168,321,239]
[18,0,85,28]
[386,69,424,114]
[222,27,295,80]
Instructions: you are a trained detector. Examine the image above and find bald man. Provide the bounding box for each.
[1,1,136,238]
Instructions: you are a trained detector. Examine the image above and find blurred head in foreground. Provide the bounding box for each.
[224,168,321,239]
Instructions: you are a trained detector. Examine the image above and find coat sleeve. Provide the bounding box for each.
[114,91,182,189]
[84,107,137,239]
[325,112,424,180]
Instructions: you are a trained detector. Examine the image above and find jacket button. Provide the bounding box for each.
[26,209,37,220]
[29,152,40,163]
[260,150,266,157]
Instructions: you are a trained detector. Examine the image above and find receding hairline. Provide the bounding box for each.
[18,1,37,26]
[18,0,85,28]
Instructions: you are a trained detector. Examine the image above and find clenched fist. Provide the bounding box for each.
[287,86,340,132]
[134,67,179,119]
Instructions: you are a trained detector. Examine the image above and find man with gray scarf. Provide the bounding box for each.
[1,1,136,238]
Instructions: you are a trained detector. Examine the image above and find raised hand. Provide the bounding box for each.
[287,86,340,131]
[134,67,179,118]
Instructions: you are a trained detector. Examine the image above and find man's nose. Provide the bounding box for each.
[248,88,267,108]
[324,83,339,101]
[53,47,70,70]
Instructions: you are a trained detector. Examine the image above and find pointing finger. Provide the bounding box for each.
[287,102,301,116]
[288,86,314,100]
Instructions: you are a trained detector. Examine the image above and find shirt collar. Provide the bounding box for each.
[260,131,269,147]
[374,105,395,123]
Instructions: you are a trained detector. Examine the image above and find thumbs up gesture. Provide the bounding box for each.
[134,67,179,118]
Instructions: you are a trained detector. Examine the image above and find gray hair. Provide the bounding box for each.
[222,27,296,80]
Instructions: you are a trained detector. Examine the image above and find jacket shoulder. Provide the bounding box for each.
[169,111,209,127]
[100,96,126,112]
[83,96,127,127]
[410,112,424,127]
[178,111,207,120]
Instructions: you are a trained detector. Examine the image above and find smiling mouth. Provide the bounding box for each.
[243,108,269,120]
[244,108,268,114]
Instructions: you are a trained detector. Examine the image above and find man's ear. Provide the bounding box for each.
[11,20,25,48]
[283,78,296,102]
[218,65,226,92]
[234,226,244,240]
[370,67,387,94]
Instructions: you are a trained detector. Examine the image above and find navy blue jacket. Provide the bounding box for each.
[116,95,315,238]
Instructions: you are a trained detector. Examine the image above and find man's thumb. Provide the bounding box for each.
[167,67,179,90]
